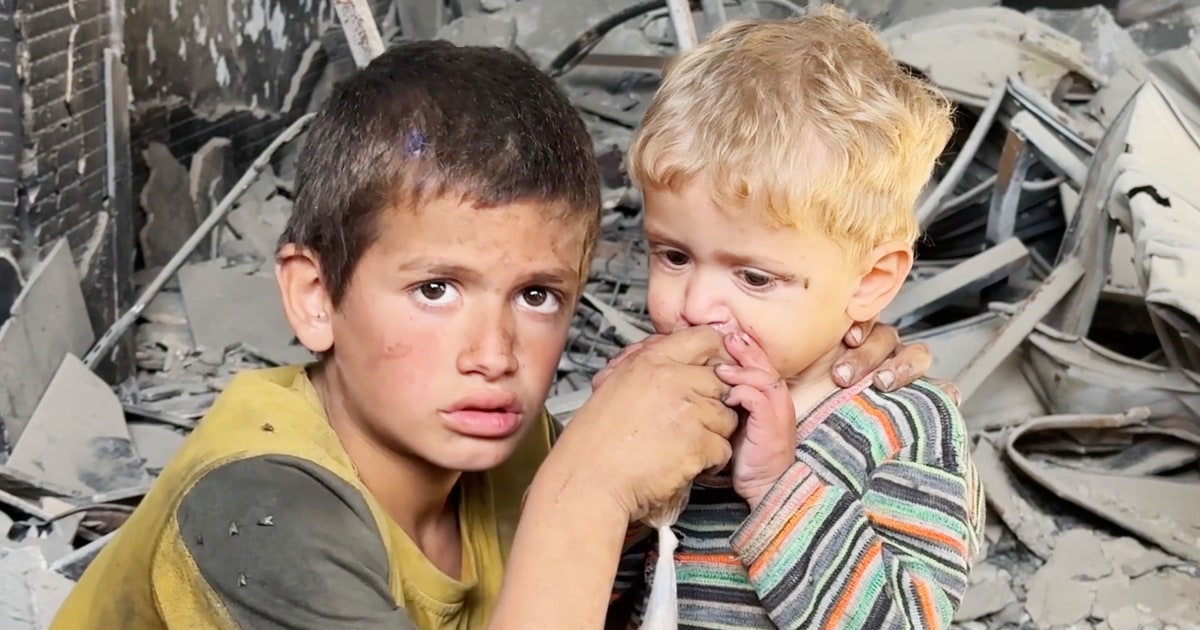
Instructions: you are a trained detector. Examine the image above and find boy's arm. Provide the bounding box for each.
[606,524,652,628]
[550,411,651,627]
[166,455,419,630]
[730,385,985,630]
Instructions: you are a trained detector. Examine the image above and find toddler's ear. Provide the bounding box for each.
[276,243,335,353]
[846,242,912,323]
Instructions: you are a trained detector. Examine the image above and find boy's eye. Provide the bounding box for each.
[739,270,775,288]
[413,281,461,306]
[517,287,561,314]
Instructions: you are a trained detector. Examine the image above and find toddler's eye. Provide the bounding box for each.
[657,250,689,267]
[413,281,460,306]
[739,270,774,288]
[518,287,561,314]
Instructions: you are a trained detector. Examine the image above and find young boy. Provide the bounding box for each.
[51,40,609,629]
[609,8,986,629]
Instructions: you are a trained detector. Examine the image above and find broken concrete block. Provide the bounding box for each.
[955,562,1016,622]
[0,546,45,629]
[139,143,202,268]
[24,568,72,629]
[225,169,291,260]
[882,7,1103,107]
[843,0,999,29]
[189,138,237,235]
[0,545,70,630]
[8,354,151,495]
[127,421,187,472]
[399,0,447,40]
[437,13,519,49]
[178,263,312,366]
[0,240,94,447]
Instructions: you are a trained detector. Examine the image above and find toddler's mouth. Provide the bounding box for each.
[708,321,742,336]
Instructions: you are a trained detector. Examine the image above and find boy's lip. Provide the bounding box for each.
[440,391,523,439]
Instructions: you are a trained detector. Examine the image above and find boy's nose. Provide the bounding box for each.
[458,317,518,380]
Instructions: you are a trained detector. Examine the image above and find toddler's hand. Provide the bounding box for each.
[716,333,797,511]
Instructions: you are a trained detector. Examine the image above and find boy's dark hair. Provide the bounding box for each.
[279,40,601,307]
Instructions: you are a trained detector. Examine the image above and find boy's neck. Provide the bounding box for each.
[310,364,461,535]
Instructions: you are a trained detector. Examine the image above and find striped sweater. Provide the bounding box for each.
[610,377,986,629]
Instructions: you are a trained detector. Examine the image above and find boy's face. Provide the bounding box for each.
[642,180,870,386]
[319,197,587,472]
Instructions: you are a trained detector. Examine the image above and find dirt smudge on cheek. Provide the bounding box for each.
[381,339,414,359]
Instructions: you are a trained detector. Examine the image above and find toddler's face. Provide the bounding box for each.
[642,180,861,387]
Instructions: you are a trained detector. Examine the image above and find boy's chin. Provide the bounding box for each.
[425,435,525,473]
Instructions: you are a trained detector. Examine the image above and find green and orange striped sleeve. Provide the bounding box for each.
[729,379,985,629]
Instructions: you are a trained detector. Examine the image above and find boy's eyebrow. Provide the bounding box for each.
[520,271,576,287]
[398,262,576,286]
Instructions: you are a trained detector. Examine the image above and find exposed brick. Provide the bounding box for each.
[21,3,74,39]
[24,12,105,62]
[28,37,104,86]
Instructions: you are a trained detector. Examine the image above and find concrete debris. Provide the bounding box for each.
[7,354,150,496]
[138,143,203,269]
[0,547,73,630]
[881,7,1104,108]
[6,0,1200,626]
[0,240,94,448]
[178,262,312,366]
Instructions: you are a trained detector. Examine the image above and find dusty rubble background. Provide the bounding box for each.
[2,0,1200,628]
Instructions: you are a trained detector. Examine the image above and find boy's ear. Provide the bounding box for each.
[846,241,913,323]
[275,244,335,354]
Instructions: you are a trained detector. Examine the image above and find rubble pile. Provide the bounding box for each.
[3,0,1200,627]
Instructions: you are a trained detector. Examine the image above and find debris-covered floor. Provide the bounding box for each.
[5,0,1200,627]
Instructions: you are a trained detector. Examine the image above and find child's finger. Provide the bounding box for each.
[724,332,774,371]
[723,384,768,417]
[714,364,778,388]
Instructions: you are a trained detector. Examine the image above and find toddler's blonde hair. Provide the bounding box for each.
[627,6,953,260]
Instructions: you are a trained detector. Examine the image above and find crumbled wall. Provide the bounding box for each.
[0,0,134,370]
[125,0,390,269]
[0,0,19,291]
[126,0,392,168]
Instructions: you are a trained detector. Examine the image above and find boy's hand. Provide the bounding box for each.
[553,326,739,522]
[591,332,734,390]
[715,333,797,511]
[835,320,946,397]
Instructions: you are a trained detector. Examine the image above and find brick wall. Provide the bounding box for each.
[0,0,134,376]
[0,0,21,277]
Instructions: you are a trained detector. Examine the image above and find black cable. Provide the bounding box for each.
[546,0,676,78]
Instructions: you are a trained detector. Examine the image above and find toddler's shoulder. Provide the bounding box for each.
[853,378,970,465]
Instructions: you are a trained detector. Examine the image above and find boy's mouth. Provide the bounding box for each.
[440,391,524,439]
